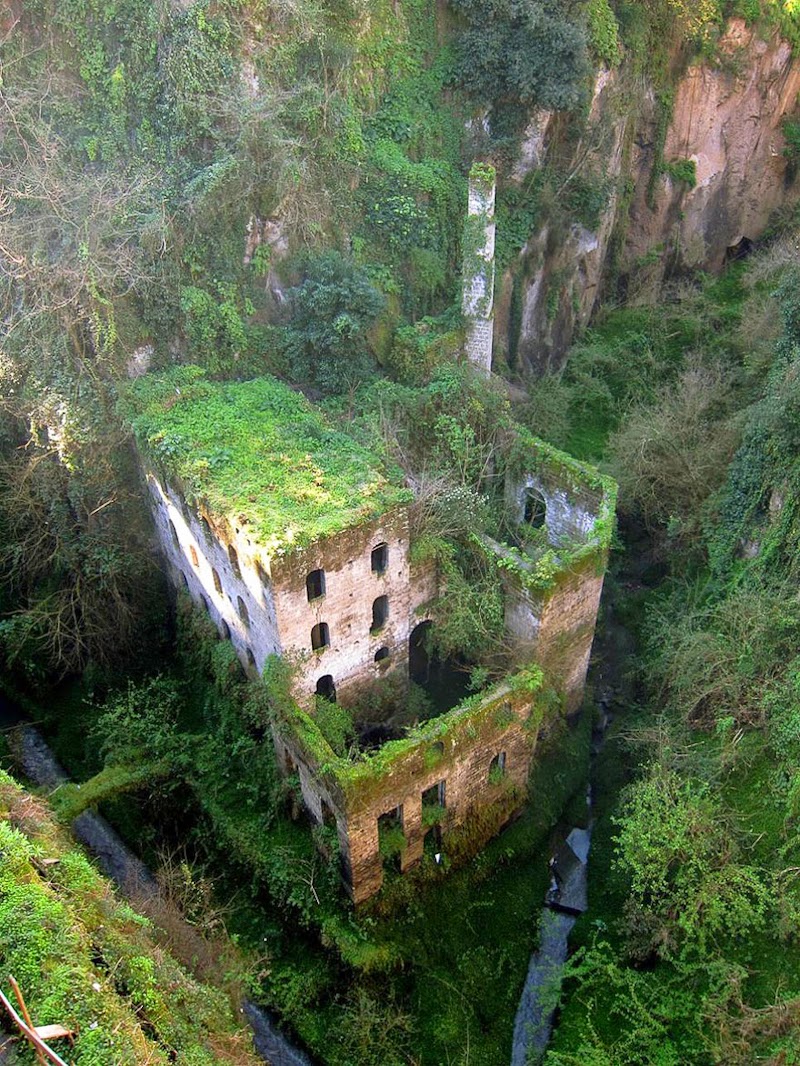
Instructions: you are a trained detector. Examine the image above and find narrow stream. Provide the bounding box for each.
[3,710,312,1066]
[511,692,615,1065]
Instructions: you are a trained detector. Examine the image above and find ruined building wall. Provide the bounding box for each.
[146,467,436,706]
[146,472,281,674]
[275,682,543,904]
[462,164,496,375]
[270,507,436,707]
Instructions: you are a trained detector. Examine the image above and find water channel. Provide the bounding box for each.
[1,673,621,1066]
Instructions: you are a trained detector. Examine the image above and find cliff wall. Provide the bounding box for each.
[502,18,800,375]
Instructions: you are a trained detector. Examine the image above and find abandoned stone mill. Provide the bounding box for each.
[125,166,616,904]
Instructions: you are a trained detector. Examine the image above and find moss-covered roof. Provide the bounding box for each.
[122,366,411,555]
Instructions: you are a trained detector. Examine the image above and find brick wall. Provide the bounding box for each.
[346,683,539,902]
[270,508,435,707]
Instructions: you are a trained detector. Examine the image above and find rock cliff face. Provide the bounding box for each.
[503,19,800,375]
[625,19,800,286]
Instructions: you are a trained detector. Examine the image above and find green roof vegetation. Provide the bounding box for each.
[122,366,411,555]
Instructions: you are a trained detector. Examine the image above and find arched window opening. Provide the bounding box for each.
[246,647,256,668]
[374,646,390,663]
[220,618,231,640]
[306,568,326,602]
[523,489,547,529]
[409,620,432,684]
[311,622,330,651]
[371,595,389,634]
[237,596,250,627]
[200,517,213,543]
[199,594,210,613]
[168,520,180,549]
[212,568,223,595]
[179,571,189,590]
[371,543,388,574]
[189,544,199,568]
[489,752,507,782]
[228,543,242,579]
[315,674,336,702]
[255,558,270,587]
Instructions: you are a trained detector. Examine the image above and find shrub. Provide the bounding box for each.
[286,251,385,393]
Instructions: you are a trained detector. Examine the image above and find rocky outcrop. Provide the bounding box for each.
[502,19,800,374]
[623,18,800,293]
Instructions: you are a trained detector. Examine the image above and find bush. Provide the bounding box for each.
[614,765,770,960]
[286,251,386,393]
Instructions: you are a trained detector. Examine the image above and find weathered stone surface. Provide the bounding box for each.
[624,19,800,289]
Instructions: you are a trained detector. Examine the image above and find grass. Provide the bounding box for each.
[122,366,412,555]
[0,768,261,1066]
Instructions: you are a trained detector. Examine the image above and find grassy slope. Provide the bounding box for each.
[0,768,261,1066]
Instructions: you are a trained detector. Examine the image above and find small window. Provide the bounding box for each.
[168,520,180,549]
[200,517,213,543]
[179,571,189,589]
[212,568,223,595]
[255,558,270,587]
[371,543,388,574]
[199,594,210,613]
[246,647,256,668]
[489,752,507,781]
[422,780,446,809]
[220,618,231,640]
[189,544,199,568]
[523,489,547,529]
[237,596,250,627]
[374,646,390,663]
[228,544,242,579]
[315,674,336,702]
[306,568,326,602]
[311,622,330,651]
[371,595,389,634]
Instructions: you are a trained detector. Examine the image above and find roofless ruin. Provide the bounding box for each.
[126,366,615,903]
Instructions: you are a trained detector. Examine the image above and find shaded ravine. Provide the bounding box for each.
[3,710,313,1066]
[511,648,626,1065]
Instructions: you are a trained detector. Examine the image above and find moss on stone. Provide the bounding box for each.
[121,367,412,555]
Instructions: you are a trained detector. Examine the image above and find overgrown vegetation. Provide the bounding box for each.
[0,769,260,1065]
[523,230,800,1064]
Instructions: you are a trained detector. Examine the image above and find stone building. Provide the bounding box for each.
[127,367,615,903]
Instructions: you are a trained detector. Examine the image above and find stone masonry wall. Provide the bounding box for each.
[334,683,540,903]
[270,508,435,708]
[462,168,496,375]
[507,470,603,546]
[534,565,605,713]
[146,472,281,674]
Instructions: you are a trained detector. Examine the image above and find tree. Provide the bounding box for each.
[451,0,589,113]
[286,251,385,393]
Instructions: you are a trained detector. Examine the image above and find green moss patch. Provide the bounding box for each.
[122,366,411,554]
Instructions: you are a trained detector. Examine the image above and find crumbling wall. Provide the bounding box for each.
[270,508,435,707]
[146,472,281,674]
[275,679,545,904]
[462,163,497,375]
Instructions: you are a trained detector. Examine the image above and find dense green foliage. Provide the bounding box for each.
[123,366,410,552]
[0,770,260,1065]
[450,0,589,112]
[518,233,800,1065]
